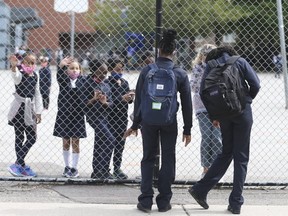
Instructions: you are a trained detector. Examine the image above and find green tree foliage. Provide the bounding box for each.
[87,1,125,34]
[88,0,248,38]
[234,1,288,70]
[88,0,288,70]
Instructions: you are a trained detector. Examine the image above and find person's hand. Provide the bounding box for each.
[88,90,103,106]
[92,90,102,101]
[122,92,135,102]
[183,134,191,147]
[123,128,138,139]
[9,55,18,69]
[59,56,73,68]
[212,120,220,128]
[98,93,107,105]
[36,114,41,124]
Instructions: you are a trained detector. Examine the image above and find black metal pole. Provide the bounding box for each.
[153,0,162,184]
[155,0,162,59]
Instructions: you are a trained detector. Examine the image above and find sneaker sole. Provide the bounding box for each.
[113,175,128,180]
[7,167,24,177]
[23,174,37,177]
[70,174,80,178]
[65,173,79,178]
[62,173,69,177]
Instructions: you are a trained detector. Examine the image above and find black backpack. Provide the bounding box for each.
[140,63,178,125]
[200,56,247,120]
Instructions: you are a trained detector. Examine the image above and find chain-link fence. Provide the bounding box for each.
[0,0,288,186]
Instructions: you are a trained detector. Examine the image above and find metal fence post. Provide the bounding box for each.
[276,0,288,109]
[153,0,163,184]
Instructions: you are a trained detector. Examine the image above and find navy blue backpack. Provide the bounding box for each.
[141,63,178,125]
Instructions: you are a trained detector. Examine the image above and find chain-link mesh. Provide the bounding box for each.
[0,0,288,186]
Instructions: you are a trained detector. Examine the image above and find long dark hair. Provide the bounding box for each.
[158,29,177,55]
[205,46,237,62]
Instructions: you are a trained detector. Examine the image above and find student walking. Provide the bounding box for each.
[188,46,261,214]
[190,44,222,178]
[124,29,193,213]
[38,56,52,110]
[53,57,87,178]
[7,51,43,177]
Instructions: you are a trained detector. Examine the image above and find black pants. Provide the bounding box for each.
[109,118,128,171]
[138,120,177,209]
[41,93,50,110]
[14,124,37,167]
[90,118,115,173]
[192,103,253,209]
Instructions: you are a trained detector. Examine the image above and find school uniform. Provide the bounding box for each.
[131,57,193,210]
[53,67,87,138]
[81,76,115,176]
[191,52,261,211]
[8,65,43,167]
[39,65,52,109]
[106,76,132,172]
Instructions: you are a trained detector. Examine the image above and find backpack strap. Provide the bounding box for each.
[147,63,158,79]
[207,59,219,68]
[227,56,247,91]
[147,63,175,77]
[149,63,158,70]
[226,56,240,65]
[208,56,240,68]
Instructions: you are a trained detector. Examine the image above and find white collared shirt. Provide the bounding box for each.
[70,78,77,88]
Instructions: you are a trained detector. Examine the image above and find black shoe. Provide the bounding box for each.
[188,188,209,209]
[62,166,70,177]
[67,168,79,178]
[91,171,115,180]
[113,169,128,180]
[137,203,151,213]
[228,205,241,214]
[158,204,172,212]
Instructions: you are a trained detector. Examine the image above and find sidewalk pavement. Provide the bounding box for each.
[0,202,287,216]
[0,182,287,216]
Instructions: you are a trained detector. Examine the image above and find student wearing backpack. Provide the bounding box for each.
[188,46,260,214]
[124,29,193,213]
[190,44,222,179]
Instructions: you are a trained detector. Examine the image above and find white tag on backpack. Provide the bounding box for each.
[156,84,164,90]
[152,102,162,110]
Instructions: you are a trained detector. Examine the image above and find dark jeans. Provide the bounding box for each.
[90,118,115,173]
[109,119,128,171]
[138,120,177,209]
[14,124,37,167]
[192,103,253,209]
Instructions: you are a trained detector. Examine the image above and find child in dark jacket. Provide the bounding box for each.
[106,58,134,179]
[81,59,115,180]
[53,57,87,178]
[38,56,52,110]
